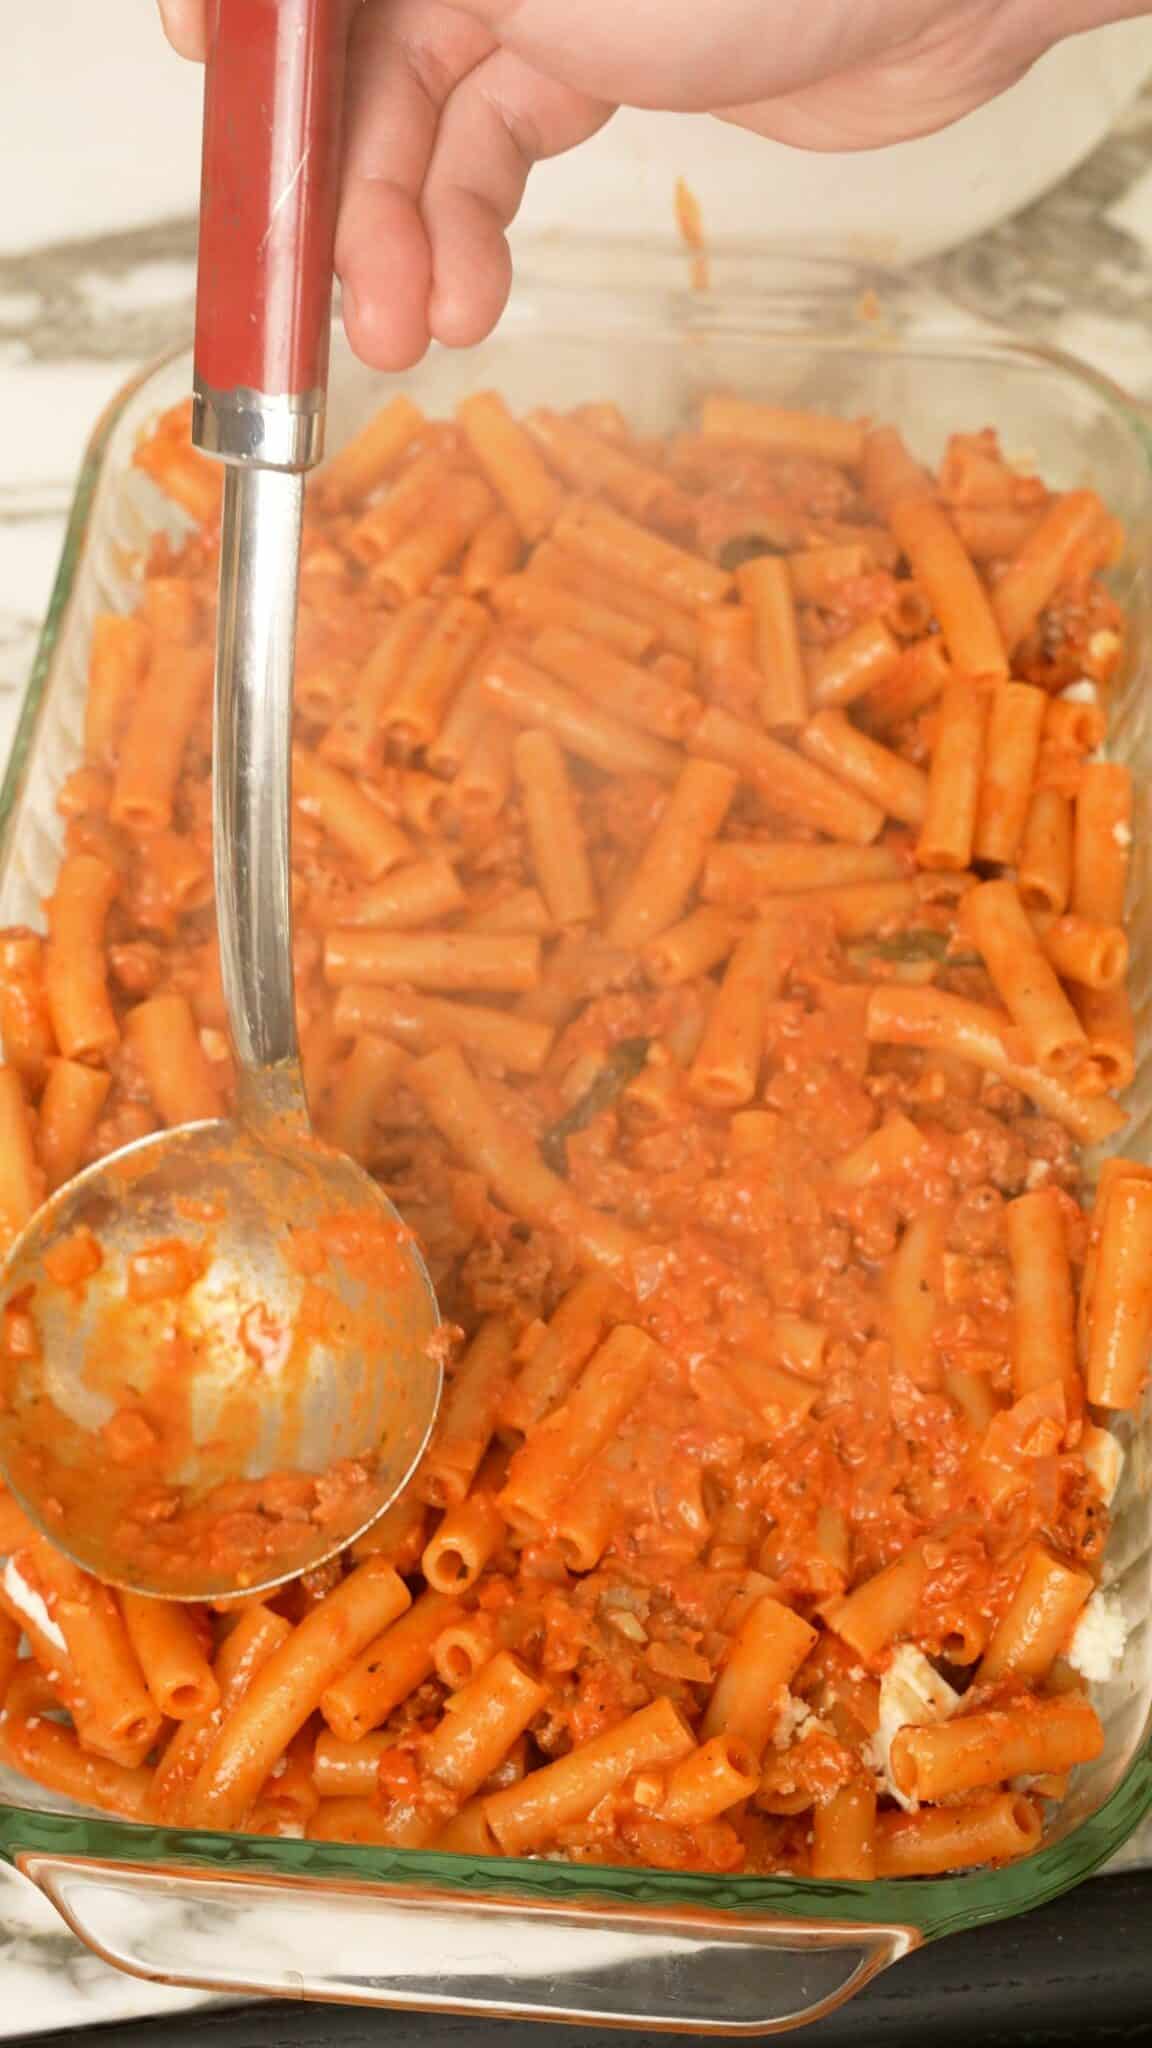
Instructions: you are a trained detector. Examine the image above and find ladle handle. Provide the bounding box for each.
[191,0,349,1133]
[192,0,348,469]
[212,461,308,1128]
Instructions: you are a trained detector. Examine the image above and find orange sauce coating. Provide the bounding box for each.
[0,392,1132,1876]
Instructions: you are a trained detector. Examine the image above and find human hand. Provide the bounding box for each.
[159,0,1147,371]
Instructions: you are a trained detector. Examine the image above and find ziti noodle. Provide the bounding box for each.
[0,395,1140,1878]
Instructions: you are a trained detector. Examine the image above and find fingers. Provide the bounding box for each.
[336,0,610,367]
[337,180,437,372]
[336,0,497,369]
[156,0,208,62]
[421,48,611,347]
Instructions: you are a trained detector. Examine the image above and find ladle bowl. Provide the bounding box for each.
[0,1118,440,1600]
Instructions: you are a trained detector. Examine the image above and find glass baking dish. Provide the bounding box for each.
[0,250,1150,2035]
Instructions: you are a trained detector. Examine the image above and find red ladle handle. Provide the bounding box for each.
[192,0,349,470]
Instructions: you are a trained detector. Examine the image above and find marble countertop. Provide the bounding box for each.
[3,20,1152,2041]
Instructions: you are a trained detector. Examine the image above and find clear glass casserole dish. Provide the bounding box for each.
[0,251,1149,2035]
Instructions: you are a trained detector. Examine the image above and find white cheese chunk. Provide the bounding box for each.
[1082,1424,1124,1507]
[1,1559,66,1654]
[772,1693,808,1750]
[873,1646,961,1811]
[1060,680,1098,704]
[772,1692,829,1751]
[1068,1590,1129,1685]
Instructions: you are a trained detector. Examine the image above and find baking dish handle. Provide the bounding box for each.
[20,1853,918,2034]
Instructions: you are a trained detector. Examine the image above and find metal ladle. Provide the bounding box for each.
[0,0,442,1600]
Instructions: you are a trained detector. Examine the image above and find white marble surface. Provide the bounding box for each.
[3,10,1152,2039]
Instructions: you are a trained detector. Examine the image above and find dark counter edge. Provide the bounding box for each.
[15,1867,1151,2048]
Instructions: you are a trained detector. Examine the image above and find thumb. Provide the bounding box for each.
[157,0,209,62]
